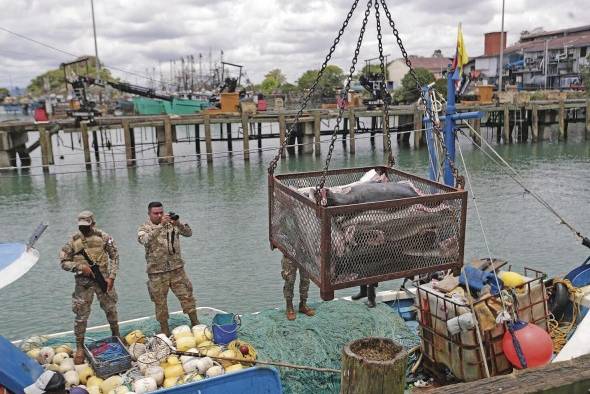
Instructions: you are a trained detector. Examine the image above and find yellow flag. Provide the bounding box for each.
[456,23,469,69]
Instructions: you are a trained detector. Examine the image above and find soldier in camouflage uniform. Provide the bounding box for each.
[59,211,120,364]
[138,202,198,336]
[281,255,315,320]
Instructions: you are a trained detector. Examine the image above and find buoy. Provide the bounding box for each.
[498,271,526,288]
[502,321,553,369]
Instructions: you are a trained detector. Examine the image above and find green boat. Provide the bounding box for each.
[133,97,210,116]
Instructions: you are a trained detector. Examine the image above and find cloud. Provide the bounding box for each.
[0,0,588,89]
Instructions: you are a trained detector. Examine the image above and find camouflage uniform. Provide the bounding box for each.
[281,256,310,304]
[137,220,197,330]
[59,226,119,342]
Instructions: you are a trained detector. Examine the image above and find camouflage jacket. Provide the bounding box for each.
[59,228,119,279]
[137,220,192,274]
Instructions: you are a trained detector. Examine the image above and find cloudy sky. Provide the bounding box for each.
[0,0,587,90]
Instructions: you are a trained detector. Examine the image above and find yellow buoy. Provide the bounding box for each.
[163,376,179,388]
[499,271,526,288]
[125,330,145,345]
[164,364,184,379]
[86,376,104,388]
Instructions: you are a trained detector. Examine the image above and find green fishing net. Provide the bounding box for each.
[27,300,419,393]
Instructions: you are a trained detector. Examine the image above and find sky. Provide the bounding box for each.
[0,0,588,90]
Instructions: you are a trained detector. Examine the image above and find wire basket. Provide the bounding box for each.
[269,166,467,300]
[83,336,132,378]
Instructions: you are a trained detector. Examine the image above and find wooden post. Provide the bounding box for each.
[279,112,286,158]
[163,117,174,164]
[586,99,590,140]
[241,113,250,161]
[413,105,422,149]
[80,122,91,170]
[370,116,376,145]
[123,121,135,166]
[472,116,481,146]
[195,124,201,155]
[39,127,49,173]
[348,109,356,154]
[559,99,566,141]
[257,122,262,150]
[503,104,510,143]
[314,111,321,156]
[227,123,233,152]
[532,104,539,142]
[340,338,407,394]
[204,114,213,163]
[45,129,54,165]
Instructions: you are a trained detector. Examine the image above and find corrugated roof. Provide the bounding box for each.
[521,25,590,41]
[505,31,590,54]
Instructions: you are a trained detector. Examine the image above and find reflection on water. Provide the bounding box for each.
[0,127,589,340]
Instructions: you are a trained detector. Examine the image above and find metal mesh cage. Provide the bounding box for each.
[269,166,468,300]
[415,268,549,381]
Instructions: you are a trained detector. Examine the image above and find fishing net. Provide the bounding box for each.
[27,300,418,393]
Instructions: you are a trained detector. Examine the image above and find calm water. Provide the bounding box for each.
[1,122,589,340]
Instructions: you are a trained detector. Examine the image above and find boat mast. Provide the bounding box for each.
[90,0,100,80]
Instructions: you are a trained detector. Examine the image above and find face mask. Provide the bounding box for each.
[79,225,92,236]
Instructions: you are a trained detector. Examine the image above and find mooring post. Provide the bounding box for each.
[81,122,92,170]
[370,116,376,146]
[241,112,250,161]
[257,122,262,150]
[348,109,356,154]
[314,111,321,156]
[91,128,100,162]
[586,98,590,140]
[472,108,481,146]
[122,120,135,167]
[413,104,422,149]
[279,112,286,158]
[503,104,510,143]
[195,124,201,155]
[340,337,408,394]
[39,127,49,173]
[532,104,539,142]
[204,114,213,163]
[163,117,174,164]
[227,122,233,152]
[559,99,566,141]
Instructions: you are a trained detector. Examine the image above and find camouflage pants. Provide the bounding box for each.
[72,276,118,337]
[147,268,196,325]
[281,256,310,302]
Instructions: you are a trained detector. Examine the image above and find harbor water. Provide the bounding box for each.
[1,124,589,341]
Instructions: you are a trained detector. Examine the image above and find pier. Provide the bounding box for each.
[0,98,588,173]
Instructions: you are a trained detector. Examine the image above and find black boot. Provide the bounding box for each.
[109,321,121,339]
[366,284,376,308]
[351,285,368,300]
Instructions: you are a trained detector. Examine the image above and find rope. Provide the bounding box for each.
[458,121,589,246]
[456,137,509,315]
[548,278,583,353]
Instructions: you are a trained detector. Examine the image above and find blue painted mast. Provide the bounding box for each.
[425,68,481,186]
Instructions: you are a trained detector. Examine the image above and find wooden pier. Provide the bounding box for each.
[0,98,588,172]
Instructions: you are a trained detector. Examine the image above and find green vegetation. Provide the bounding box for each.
[297,65,344,97]
[27,56,116,97]
[393,68,436,103]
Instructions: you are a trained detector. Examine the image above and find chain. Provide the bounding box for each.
[315,0,374,198]
[267,0,361,175]
[379,0,461,186]
[374,0,394,166]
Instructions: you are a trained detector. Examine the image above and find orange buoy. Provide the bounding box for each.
[502,320,553,369]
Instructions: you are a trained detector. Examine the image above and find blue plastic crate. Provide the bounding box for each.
[83,336,132,378]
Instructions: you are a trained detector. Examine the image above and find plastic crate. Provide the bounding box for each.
[83,336,132,378]
[415,267,549,382]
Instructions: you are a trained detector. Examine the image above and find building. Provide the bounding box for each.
[504,25,590,89]
[387,56,452,89]
[471,26,590,90]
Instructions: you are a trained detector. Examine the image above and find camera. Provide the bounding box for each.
[168,212,180,221]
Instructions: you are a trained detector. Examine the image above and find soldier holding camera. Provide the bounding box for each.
[137,201,198,336]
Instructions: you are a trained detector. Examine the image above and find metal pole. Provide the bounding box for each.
[544,40,549,89]
[498,0,505,92]
[90,0,100,80]
[444,70,456,186]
